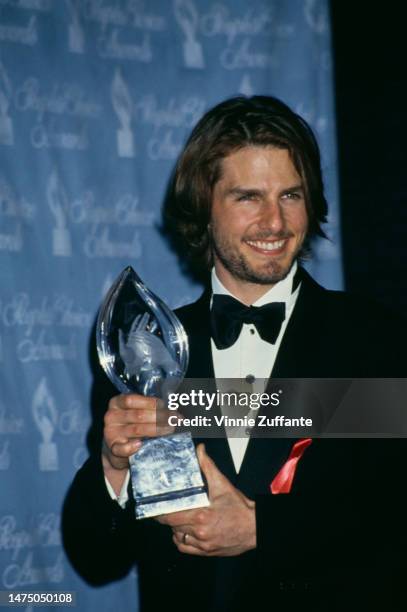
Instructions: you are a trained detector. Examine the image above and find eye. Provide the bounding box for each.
[236,192,259,202]
[281,191,302,202]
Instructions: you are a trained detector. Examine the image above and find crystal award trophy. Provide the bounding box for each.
[96,266,209,519]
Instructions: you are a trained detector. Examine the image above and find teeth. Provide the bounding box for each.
[246,239,285,251]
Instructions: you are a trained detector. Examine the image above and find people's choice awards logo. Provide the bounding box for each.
[173,0,205,68]
[66,0,85,53]
[0,61,14,146]
[0,514,64,589]
[46,169,72,257]
[111,67,135,158]
[32,378,58,471]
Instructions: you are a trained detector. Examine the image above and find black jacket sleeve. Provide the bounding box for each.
[62,454,137,585]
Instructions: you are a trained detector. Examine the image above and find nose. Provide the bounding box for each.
[258,199,284,234]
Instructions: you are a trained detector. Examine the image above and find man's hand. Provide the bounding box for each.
[157,444,256,556]
[102,393,176,494]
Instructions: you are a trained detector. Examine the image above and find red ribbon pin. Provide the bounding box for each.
[270,438,313,494]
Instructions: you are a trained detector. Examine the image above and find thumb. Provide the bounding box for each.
[196,443,231,498]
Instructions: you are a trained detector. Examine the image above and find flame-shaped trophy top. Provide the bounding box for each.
[96,266,189,397]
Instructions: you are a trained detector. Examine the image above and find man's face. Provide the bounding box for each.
[210,146,308,294]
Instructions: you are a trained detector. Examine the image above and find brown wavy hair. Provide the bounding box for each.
[164,95,328,272]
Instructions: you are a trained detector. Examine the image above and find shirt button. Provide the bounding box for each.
[250,328,255,335]
[245,374,256,384]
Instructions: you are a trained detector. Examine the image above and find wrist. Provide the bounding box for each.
[245,497,257,550]
[102,447,129,497]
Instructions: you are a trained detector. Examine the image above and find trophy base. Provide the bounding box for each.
[135,490,208,520]
[129,431,209,519]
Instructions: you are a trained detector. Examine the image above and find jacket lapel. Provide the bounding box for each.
[176,291,237,481]
[176,290,214,379]
[271,268,327,378]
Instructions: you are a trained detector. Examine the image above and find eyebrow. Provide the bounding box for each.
[226,187,264,197]
[280,184,304,196]
[226,185,304,197]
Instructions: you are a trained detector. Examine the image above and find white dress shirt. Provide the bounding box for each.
[106,262,301,503]
[211,262,300,472]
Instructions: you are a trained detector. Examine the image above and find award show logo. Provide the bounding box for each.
[111,67,135,158]
[173,0,205,69]
[66,0,85,53]
[0,174,35,252]
[32,378,59,471]
[46,169,72,257]
[0,61,14,146]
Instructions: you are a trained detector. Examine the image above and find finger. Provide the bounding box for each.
[171,517,212,546]
[105,416,174,448]
[104,437,141,469]
[172,533,214,556]
[106,408,174,432]
[105,397,164,430]
[156,507,207,527]
[110,438,142,458]
[173,531,201,548]
[109,394,161,412]
[108,407,179,428]
[196,444,231,497]
[157,409,182,428]
[171,526,211,548]
[108,409,159,427]
[115,422,173,438]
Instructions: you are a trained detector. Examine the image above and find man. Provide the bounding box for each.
[63,96,406,611]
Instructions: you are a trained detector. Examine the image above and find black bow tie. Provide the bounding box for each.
[210,294,286,350]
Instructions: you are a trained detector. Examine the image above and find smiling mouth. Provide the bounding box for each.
[245,239,287,252]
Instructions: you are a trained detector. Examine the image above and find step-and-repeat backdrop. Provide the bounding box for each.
[0,1,341,610]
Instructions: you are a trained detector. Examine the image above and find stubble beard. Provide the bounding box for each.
[211,232,303,286]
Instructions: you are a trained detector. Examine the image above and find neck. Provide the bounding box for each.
[214,267,275,305]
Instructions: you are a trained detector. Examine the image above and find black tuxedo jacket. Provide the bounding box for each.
[62,270,407,611]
